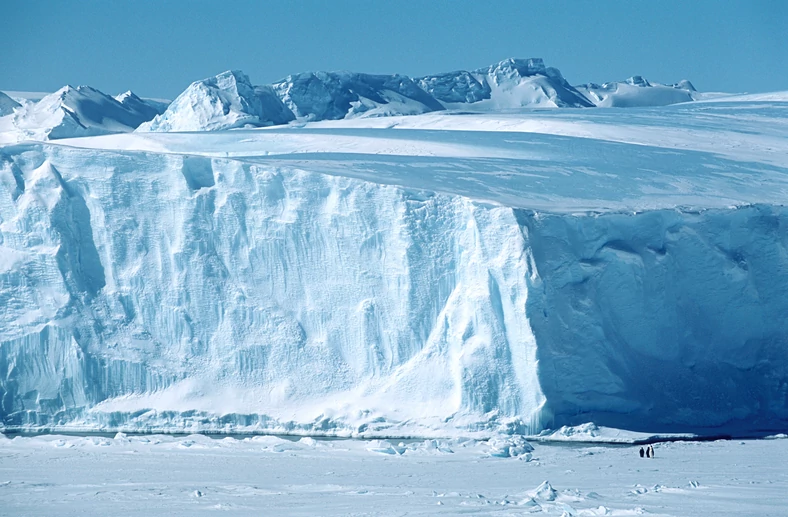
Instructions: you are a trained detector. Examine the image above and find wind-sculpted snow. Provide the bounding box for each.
[1,97,787,437]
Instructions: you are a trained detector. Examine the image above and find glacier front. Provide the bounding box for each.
[1,97,787,437]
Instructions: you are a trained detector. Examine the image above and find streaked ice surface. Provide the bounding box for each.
[1,98,787,437]
[1,432,787,516]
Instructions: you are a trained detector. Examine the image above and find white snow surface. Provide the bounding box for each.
[1,433,787,516]
[1,95,788,437]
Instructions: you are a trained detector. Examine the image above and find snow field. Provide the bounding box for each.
[1,433,786,516]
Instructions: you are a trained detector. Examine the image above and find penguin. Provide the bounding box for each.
[639,447,644,458]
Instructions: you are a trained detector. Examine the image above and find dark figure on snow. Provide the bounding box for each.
[639,447,644,458]
[646,446,651,458]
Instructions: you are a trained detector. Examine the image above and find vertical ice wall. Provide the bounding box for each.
[2,143,787,436]
[520,208,788,433]
[0,145,545,435]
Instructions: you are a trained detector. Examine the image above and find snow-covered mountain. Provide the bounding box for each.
[1,94,787,437]
[2,59,710,139]
[0,86,163,142]
[576,76,697,107]
[271,71,445,121]
[138,70,294,132]
[419,58,594,109]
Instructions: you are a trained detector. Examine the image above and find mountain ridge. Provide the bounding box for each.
[2,57,702,141]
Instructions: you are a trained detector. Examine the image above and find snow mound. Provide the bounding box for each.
[418,58,593,109]
[4,85,159,141]
[138,70,294,132]
[365,440,406,455]
[576,76,697,107]
[271,71,444,121]
[0,92,21,116]
[532,480,558,501]
[487,436,534,457]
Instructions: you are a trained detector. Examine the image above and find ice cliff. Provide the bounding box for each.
[1,95,787,437]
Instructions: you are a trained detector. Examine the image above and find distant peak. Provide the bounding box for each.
[116,90,142,102]
[210,70,252,86]
[479,57,547,77]
[626,76,651,87]
[673,79,696,92]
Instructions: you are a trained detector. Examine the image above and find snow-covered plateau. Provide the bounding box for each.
[1,86,787,439]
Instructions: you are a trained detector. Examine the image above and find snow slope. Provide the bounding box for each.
[139,70,294,132]
[1,96,787,437]
[114,91,168,122]
[0,92,20,116]
[576,76,697,107]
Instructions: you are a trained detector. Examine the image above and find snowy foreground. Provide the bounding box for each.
[1,433,787,516]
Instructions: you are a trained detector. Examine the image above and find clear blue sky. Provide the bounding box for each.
[2,0,786,99]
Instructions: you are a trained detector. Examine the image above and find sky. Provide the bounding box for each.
[1,0,786,99]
